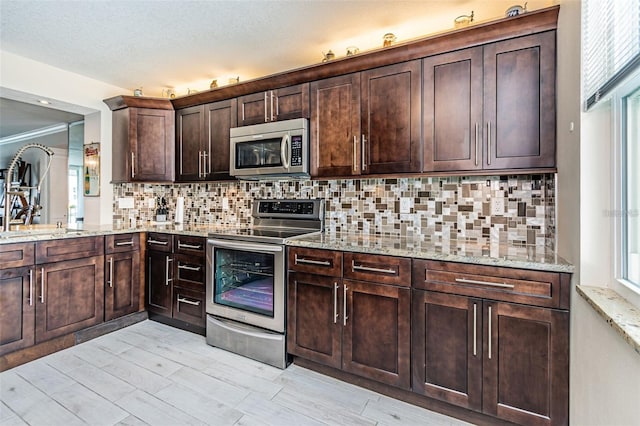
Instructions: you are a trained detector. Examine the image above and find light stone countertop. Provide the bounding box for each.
[1,225,573,274]
[286,231,574,273]
[576,286,640,356]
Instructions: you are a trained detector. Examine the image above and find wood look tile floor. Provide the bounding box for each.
[0,321,470,426]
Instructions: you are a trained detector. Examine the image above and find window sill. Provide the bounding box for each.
[576,285,640,357]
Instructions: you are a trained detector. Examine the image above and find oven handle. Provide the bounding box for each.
[280,134,290,169]
[208,316,283,340]
[208,239,283,253]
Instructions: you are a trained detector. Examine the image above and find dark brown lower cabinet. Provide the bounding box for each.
[0,267,35,355]
[287,271,411,389]
[105,251,141,321]
[35,256,104,343]
[172,286,205,327]
[342,279,410,388]
[412,289,569,426]
[287,272,342,369]
[147,250,173,317]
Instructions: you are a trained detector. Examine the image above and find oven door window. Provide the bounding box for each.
[235,138,283,169]
[213,248,275,317]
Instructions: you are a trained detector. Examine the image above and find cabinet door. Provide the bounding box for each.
[412,290,482,411]
[176,105,205,181]
[287,272,342,369]
[361,61,422,174]
[273,83,309,122]
[130,108,175,182]
[342,280,410,389]
[0,267,35,355]
[147,251,173,317]
[483,32,556,170]
[205,99,237,180]
[483,301,569,425]
[238,92,268,126]
[423,48,483,172]
[173,286,205,328]
[105,251,141,321]
[35,256,104,343]
[310,74,361,177]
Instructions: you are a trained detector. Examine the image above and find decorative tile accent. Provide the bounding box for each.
[113,174,556,249]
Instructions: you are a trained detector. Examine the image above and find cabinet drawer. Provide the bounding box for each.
[105,233,140,254]
[344,253,411,287]
[0,242,35,269]
[288,247,342,277]
[147,232,173,252]
[173,286,205,327]
[36,236,104,264]
[413,260,564,308]
[175,235,205,257]
[174,254,205,291]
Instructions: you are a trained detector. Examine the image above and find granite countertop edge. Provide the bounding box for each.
[576,285,640,357]
[1,225,574,273]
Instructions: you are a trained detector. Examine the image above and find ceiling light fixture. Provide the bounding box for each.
[37,99,51,105]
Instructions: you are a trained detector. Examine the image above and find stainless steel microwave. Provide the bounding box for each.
[230,118,309,179]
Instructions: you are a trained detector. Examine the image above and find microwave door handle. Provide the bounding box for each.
[280,134,290,169]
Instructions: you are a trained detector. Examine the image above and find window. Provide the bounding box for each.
[622,85,640,286]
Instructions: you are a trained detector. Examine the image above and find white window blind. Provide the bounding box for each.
[583,0,640,109]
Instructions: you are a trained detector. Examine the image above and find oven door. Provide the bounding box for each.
[206,239,285,333]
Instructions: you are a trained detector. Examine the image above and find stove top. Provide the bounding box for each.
[208,199,324,244]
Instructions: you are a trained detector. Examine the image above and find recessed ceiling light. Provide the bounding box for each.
[37,99,51,105]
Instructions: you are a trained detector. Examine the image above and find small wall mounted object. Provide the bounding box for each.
[454,11,474,28]
[506,3,528,17]
[83,143,100,196]
[383,33,397,47]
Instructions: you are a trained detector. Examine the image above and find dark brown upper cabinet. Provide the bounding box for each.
[105,96,175,183]
[237,83,309,126]
[423,32,556,172]
[310,61,422,178]
[175,99,237,181]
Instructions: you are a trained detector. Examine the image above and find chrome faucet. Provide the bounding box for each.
[3,143,54,231]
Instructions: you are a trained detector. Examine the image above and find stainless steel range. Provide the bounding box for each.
[205,199,323,368]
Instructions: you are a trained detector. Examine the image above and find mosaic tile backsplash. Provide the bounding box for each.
[113,174,556,249]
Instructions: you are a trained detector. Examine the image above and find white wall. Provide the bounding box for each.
[556,0,640,423]
[0,50,128,224]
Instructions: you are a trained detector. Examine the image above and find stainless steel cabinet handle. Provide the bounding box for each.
[198,151,203,178]
[474,123,479,166]
[455,277,515,289]
[108,257,114,288]
[473,303,477,356]
[270,91,275,121]
[178,242,202,250]
[487,122,492,165]
[115,240,134,246]
[178,264,201,272]
[28,269,33,306]
[39,267,44,303]
[275,92,279,118]
[242,103,245,121]
[177,297,200,306]
[148,239,169,246]
[203,150,209,176]
[264,92,269,122]
[488,306,493,359]
[343,285,348,326]
[165,256,173,285]
[353,136,358,172]
[333,282,339,324]
[361,134,367,171]
[294,254,330,266]
[131,152,135,178]
[352,260,395,275]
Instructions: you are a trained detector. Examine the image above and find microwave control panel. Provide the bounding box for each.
[290,135,303,166]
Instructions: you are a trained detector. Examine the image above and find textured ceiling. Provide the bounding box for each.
[0,0,552,138]
[0,0,550,98]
